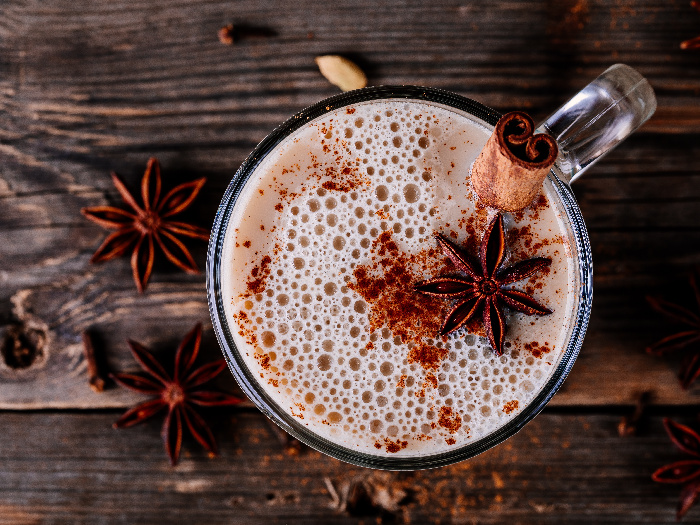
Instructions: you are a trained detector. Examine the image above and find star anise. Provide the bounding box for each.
[414,213,552,356]
[111,323,242,465]
[681,1,700,50]
[652,418,700,520]
[646,272,700,389]
[81,157,209,293]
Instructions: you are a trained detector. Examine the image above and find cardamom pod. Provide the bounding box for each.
[314,55,367,92]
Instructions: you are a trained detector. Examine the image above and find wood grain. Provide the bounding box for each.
[0,410,693,524]
[3,0,700,522]
[0,0,699,415]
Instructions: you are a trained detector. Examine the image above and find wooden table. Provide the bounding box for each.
[1,0,699,522]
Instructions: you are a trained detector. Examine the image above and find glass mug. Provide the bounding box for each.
[207,64,656,469]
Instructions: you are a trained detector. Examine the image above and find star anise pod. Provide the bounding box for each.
[646,272,700,389]
[415,213,552,356]
[681,1,700,50]
[111,323,242,465]
[652,418,700,520]
[81,157,209,293]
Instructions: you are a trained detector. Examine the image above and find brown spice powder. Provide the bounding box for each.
[320,165,365,192]
[503,400,519,414]
[437,406,462,434]
[246,255,271,295]
[523,341,551,359]
[348,230,451,371]
[374,437,409,453]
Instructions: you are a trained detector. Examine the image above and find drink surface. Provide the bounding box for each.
[221,99,577,456]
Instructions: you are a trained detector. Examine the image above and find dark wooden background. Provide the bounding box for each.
[1,0,700,523]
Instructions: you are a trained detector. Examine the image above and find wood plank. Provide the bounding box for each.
[0,410,693,524]
[0,277,696,408]
[0,0,698,145]
[2,0,700,522]
[2,0,700,409]
[1,148,696,407]
[0,281,217,408]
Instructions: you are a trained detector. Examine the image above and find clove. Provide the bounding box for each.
[82,331,108,393]
[618,391,651,437]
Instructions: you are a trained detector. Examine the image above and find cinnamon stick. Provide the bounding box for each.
[471,111,558,212]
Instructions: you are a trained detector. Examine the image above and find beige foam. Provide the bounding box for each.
[221,100,578,456]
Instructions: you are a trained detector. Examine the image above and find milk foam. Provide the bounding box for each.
[221,100,577,456]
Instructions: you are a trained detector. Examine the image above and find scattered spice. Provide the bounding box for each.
[503,400,519,414]
[682,1,700,49]
[315,55,367,92]
[246,255,272,295]
[82,331,107,393]
[415,214,552,356]
[321,179,357,192]
[407,344,447,372]
[618,391,651,437]
[81,158,209,293]
[652,418,700,520]
[218,23,276,44]
[320,165,365,192]
[111,323,242,465]
[375,437,408,453]
[523,340,552,359]
[325,472,411,519]
[348,230,449,371]
[437,406,462,434]
[646,271,700,389]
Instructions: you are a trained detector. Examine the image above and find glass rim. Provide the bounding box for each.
[206,85,593,470]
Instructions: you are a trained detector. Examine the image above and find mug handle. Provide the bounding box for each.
[538,64,657,184]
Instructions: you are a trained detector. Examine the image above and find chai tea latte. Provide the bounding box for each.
[221,99,578,455]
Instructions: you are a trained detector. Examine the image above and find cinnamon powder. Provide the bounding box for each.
[348,230,451,371]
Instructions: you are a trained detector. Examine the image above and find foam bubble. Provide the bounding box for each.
[222,100,577,456]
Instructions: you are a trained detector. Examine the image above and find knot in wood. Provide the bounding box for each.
[0,323,45,370]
